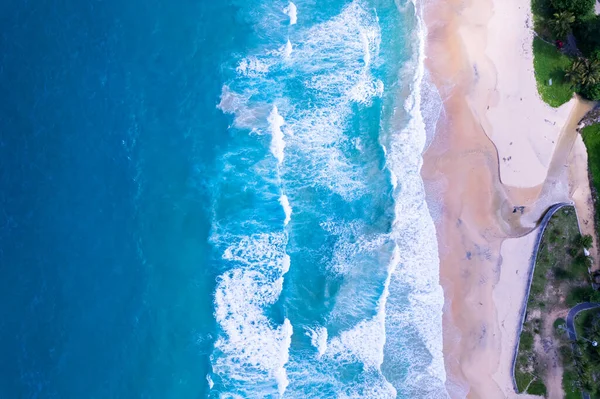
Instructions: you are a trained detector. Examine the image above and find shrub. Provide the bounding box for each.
[580,83,600,101]
[573,253,592,269]
[563,369,581,399]
[533,0,555,19]
[552,267,573,280]
[527,379,548,396]
[560,344,574,363]
[520,331,535,351]
[576,234,594,249]
[573,16,600,56]
[568,246,579,257]
[566,286,592,306]
[551,0,595,17]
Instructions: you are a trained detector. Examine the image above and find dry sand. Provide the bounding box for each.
[421,0,596,397]
[481,0,576,188]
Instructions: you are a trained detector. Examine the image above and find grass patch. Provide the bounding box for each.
[554,317,567,331]
[534,207,581,290]
[532,37,574,107]
[563,369,581,399]
[581,123,600,239]
[515,367,535,393]
[520,330,535,351]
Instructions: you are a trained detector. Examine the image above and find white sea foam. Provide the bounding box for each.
[282,253,291,275]
[217,1,383,201]
[283,243,399,398]
[306,326,328,357]
[284,39,293,58]
[206,374,214,389]
[211,233,293,396]
[320,220,387,276]
[236,56,271,77]
[279,194,292,226]
[377,0,448,396]
[421,69,444,152]
[280,1,382,200]
[283,2,297,25]
[268,105,285,164]
[213,0,447,397]
[389,169,398,190]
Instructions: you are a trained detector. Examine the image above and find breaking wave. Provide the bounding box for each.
[208,0,447,397]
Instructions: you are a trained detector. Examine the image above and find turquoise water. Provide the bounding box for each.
[1,0,446,397]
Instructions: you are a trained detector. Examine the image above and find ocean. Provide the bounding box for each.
[0,0,446,398]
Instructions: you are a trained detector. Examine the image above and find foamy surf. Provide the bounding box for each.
[306,326,328,357]
[211,233,294,397]
[209,0,448,397]
[283,2,297,25]
[279,194,292,226]
[378,0,448,396]
[268,105,286,164]
[284,40,293,58]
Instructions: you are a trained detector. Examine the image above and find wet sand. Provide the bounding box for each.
[420,0,595,397]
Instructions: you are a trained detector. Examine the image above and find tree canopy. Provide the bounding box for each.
[547,11,576,39]
[550,0,595,17]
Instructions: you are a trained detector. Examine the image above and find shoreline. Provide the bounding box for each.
[420,0,596,396]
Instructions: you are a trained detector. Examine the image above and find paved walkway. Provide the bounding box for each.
[510,203,598,397]
[566,302,600,341]
[511,203,573,393]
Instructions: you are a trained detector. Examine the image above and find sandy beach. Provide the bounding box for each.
[422,0,596,397]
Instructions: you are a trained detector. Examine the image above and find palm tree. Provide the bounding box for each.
[565,57,600,89]
[547,11,576,39]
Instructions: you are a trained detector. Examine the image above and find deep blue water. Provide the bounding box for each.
[0,0,447,398]
[0,0,242,397]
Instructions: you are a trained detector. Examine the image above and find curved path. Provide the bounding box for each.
[509,200,599,398]
[566,302,600,341]
[511,202,573,393]
[565,302,600,399]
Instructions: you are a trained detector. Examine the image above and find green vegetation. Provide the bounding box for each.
[546,11,576,39]
[572,309,600,397]
[567,286,600,306]
[515,208,581,393]
[521,330,535,351]
[554,317,567,331]
[515,351,535,393]
[550,0,595,16]
[532,207,586,298]
[515,207,600,396]
[582,124,600,240]
[577,233,594,249]
[563,369,582,399]
[532,37,575,107]
[527,379,548,396]
[531,0,600,102]
[565,57,600,94]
